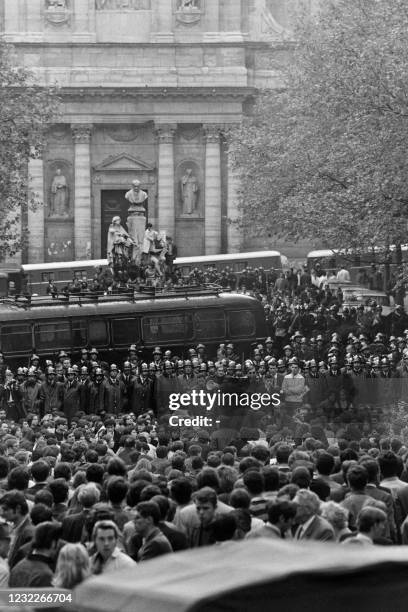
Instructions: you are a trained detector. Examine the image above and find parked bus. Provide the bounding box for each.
[15,250,285,295]
[307,246,408,285]
[0,290,267,366]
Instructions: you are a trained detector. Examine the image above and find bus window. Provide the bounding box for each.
[60,270,72,281]
[89,320,108,347]
[35,321,71,350]
[142,314,193,342]
[1,324,32,353]
[229,310,256,337]
[194,310,225,339]
[112,318,140,346]
[233,262,247,272]
[72,321,87,347]
[41,273,55,282]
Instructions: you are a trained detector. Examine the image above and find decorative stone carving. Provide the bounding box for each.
[179,125,201,141]
[71,125,92,144]
[105,125,139,142]
[47,125,68,141]
[95,0,151,9]
[175,0,204,25]
[93,153,155,173]
[45,0,71,26]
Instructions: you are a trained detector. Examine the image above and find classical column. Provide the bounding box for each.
[25,0,43,41]
[153,0,174,42]
[72,124,92,260]
[28,153,45,263]
[4,1,19,39]
[203,0,220,42]
[227,147,242,253]
[219,0,243,41]
[156,124,176,240]
[204,125,222,254]
[73,0,96,41]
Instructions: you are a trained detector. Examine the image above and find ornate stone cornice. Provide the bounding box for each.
[71,124,92,143]
[155,124,177,143]
[61,86,255,101]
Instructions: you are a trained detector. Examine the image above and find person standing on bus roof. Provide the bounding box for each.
[337,266,351,283]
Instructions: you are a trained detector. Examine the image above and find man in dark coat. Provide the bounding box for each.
[63,368,80,426]
[88,368,106,415]
[0,491,34,570]
[37,367,64,418]
[103,365,127,415]
[9,522,62,587]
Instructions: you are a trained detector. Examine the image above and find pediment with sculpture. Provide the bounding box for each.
[93,153,155,173]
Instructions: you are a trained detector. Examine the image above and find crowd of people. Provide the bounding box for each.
[0,263,408,590]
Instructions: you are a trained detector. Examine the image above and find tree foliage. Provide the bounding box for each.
[0,40,59,259]
[231,0,408,256]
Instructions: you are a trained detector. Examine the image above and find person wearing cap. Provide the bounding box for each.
[120,361,135,398]
[155,359,179,418]
[88,368,106,415]
[63,367,80,427]
[76,348,90,371]
[281,358,309,424]
[0,370,25,422]
[152,347,163,367]
[225,342,239,363]
[130,363,154,417]
[21,366,42,415]
[103,365,127,415]
[196,344,207,362]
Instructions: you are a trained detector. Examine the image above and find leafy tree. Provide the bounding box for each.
[0,40,59,260]
[231,0,408,261]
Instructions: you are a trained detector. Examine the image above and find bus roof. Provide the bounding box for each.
[308,245,408,259]
[175,251,282,265]
[0,292,262,322]
[21,259,108,272]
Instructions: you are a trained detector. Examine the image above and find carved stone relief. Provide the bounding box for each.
[174,0,204,25]
[95,0,151,9]
[105,125,139,142]
[44,0,71,26]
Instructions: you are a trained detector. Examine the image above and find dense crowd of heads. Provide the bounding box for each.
[0,264,407,589]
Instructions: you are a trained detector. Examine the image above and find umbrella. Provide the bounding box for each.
[74,539,408,612]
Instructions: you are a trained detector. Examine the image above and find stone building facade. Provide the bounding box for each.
[0,0,308,265]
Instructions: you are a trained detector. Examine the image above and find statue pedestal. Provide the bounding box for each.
[127,211,146,265]
[127,212,145,248]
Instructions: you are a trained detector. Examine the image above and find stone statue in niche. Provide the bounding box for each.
[181,168,199,215]
[125,179,148,254]
[50,168,69,217]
